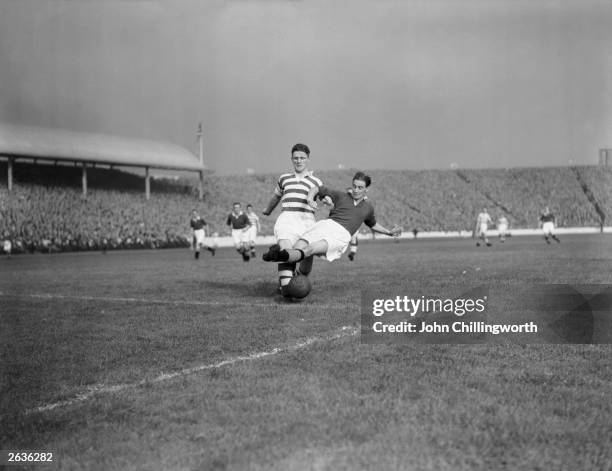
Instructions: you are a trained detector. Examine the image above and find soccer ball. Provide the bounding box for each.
[284,274,312,299]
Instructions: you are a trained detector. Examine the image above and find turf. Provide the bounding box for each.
[1,235,611,470]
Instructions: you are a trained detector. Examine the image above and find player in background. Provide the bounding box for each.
[227,202,252,261]
[245,204,261,258]
[539,206,560,244]
[262,143,323,291]
[497,215,510,242]
[3,238,12,258]
[190,210,215,259]
[347,234,358,261]
[263,172,402,285]
[474,208,493,247]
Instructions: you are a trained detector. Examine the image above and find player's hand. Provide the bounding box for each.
[321,196,334,207]
[307,198,318,209]
[390,225,402,237]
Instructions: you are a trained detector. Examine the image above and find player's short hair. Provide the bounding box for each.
[233,202,241,207]
[353,171,371,188]
[291,143,310,156]
[246,204,253,209]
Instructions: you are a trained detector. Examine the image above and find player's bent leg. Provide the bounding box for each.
[278,262,295,291]
[293,239,313,276]
[298,256,314,276]
[273,239,294,290]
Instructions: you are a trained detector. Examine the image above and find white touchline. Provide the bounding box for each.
[25,326,359,415]
[0,292,351,310]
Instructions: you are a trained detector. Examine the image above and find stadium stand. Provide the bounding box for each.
[1,161,610,254]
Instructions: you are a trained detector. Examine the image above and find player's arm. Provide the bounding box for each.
[262,194,281,215]
[306,185,320,208]
[370,222,402,237]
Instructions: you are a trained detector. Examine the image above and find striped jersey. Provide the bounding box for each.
[274,171,323,213]
[247,212,259,227]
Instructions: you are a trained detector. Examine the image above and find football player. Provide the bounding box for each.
[539,206,560,244]
[263,171,402,296]
[262,143,323,290]
[226,202,252,261]
[474,208,493,247]
[245,204,261,258]
[190,210,215,259]
[497,215,510,242]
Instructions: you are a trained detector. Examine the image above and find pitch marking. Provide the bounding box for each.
[0,292,351,310]
[26,326,359,414]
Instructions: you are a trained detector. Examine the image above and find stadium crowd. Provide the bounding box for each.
[1,163,610,254]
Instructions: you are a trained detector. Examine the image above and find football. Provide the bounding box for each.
[284,274,312,299]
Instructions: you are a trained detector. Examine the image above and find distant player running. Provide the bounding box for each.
[262,143,323,292]
[227,202,252,261]
[347,233,359,261]
[190,210,215,259]
[245,204,261,258]
[497,215,510,242]
[263,172,402,283]
[539,206,560,244]
[474,208,493,247]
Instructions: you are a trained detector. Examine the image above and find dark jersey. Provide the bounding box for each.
[190,217,207,230]
[318,187,376,235]
[540,213,555,223]
[226,212,250,230]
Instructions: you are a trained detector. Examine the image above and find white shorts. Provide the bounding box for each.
[497,224,508,233]
[3,240,11,252]
[232,228,249,246]
[274,211,316,245]
[245,226,258,243]
[542,222,555,234]
[193,229,206,247]
[478,224,488,236]
[300,219,351,262]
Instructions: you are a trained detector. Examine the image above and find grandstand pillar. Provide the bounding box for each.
[6,157,13,192]
[198,170,204,200]
[145,166,150,200]
[82,163,87,198]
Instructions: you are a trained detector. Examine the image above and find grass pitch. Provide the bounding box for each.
[1,235,612,470]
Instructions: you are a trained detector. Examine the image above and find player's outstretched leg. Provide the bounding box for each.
[262,244,280,261]
[207,246,216,256]
[552,234,560,243]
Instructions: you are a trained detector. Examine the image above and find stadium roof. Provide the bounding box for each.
[0,123,203,171]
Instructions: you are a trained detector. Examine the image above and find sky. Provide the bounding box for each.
[1,0,611,175]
